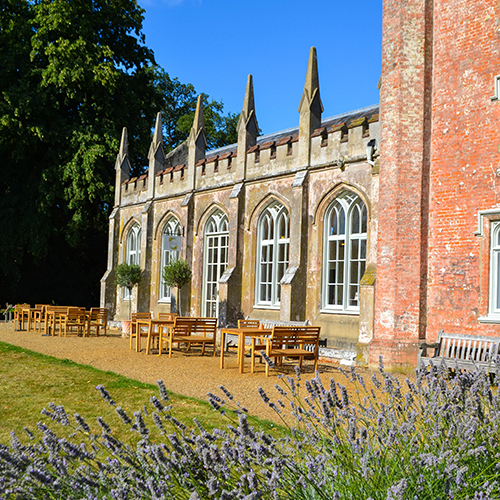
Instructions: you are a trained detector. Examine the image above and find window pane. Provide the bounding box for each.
[351,206,360,234]
[339,209,346,235]
[361,205,368,233]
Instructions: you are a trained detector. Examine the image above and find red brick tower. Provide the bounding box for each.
[373,0,500,366]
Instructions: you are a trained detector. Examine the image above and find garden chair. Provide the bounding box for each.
[251,325,321,376]
[61,307,87,337]
[14,304,30,331]
[86,308,108,337]
[129,312,153,350]
[33,304,49,332]
[234,319,266,364]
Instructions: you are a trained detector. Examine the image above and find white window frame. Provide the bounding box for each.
[255,202,290,308]
[488,221,500,318]
[159,218,182,302]
[123,223,141,299]
[491,75,500,101]
[322,192,367,314]
[202,211,229,318]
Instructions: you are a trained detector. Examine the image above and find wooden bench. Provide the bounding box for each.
[251,325,321,376]
[418,330,500,375]
[167,317,217,358]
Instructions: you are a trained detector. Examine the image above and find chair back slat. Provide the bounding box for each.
[158,313,177,321]
[270,326,321,349]
[238,319,261,329]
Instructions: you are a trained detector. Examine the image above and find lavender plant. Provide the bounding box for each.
[1,360,499,499]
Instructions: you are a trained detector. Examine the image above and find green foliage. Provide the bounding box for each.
[162,259,192,290]
[175,92,239,151]
[162,259,192,316]
[0,0,238,307]
[115,263,142,292]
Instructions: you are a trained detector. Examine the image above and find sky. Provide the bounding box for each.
[140,0,382,136]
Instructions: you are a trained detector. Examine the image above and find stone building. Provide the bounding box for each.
[101,48,380,363]
[102,0,500,367]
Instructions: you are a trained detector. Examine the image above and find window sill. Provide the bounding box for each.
[320,308,360,316]
[253,305,280,311]
[477,315,500,324]
[158,299,171,304]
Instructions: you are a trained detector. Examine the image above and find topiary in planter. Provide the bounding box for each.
[162,259,192,316]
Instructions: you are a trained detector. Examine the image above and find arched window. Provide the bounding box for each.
[124,223,141,299]
[255,202,290,307]
[323,192,367,312]
[203,211,229,317]
[159,217,182,302]
[490,222,500,315]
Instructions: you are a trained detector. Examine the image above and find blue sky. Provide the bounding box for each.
[140,0,382,135]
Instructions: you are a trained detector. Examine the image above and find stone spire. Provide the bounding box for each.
[187,95,207,190]
[298,47,324,166]
[114,127,131,207]
[147,112,165,199]
[236,74,259,180]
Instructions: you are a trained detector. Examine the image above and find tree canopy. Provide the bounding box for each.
[0,0,238,307]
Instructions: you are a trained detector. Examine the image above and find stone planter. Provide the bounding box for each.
[121,320,131,338]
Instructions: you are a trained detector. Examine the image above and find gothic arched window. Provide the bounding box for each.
[159,217,182,302]
[124,223,141,298]
[255,202,290,307]
[203,211,229,317]
[323,192,367,312]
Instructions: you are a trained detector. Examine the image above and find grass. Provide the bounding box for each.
[0,341,281,445]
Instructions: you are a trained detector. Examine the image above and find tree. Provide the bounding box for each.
[157,73,240,154]
[115,263,142,321]
[162,259,192,316]
[0,0,237,308]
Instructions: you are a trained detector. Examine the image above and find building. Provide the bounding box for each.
[102,0,500,367]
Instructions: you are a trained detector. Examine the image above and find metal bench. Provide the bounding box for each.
[418,330,500,375]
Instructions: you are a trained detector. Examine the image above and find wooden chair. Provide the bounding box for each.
[14,304,30,331]
[87,308,108,337]
[251,325,321,376]
[236,319,266,364]
[61,307,87,337]
[33,304,49,332]
[167,317,218,358]
[129,312,153,350]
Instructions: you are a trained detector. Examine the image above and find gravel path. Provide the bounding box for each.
[0,322,392,423]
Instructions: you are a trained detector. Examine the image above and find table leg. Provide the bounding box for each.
[220,331,226,369]
[239,333,245,374]
[146,324,153,355]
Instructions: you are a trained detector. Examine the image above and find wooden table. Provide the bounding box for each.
[220,327,272,373]
[135,319,174,355]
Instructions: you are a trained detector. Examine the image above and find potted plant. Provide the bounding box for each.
[115,263,142,335]
[162,259,192,316]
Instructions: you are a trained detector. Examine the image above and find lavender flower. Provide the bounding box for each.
[96,385,115,406]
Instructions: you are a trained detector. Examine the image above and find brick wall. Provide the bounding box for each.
[373,0,500,366]
[426,0,500,338]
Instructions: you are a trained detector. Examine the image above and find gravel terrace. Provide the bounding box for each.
[0,322,404,423]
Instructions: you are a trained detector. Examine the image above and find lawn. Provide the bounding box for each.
[0,341,279,446]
